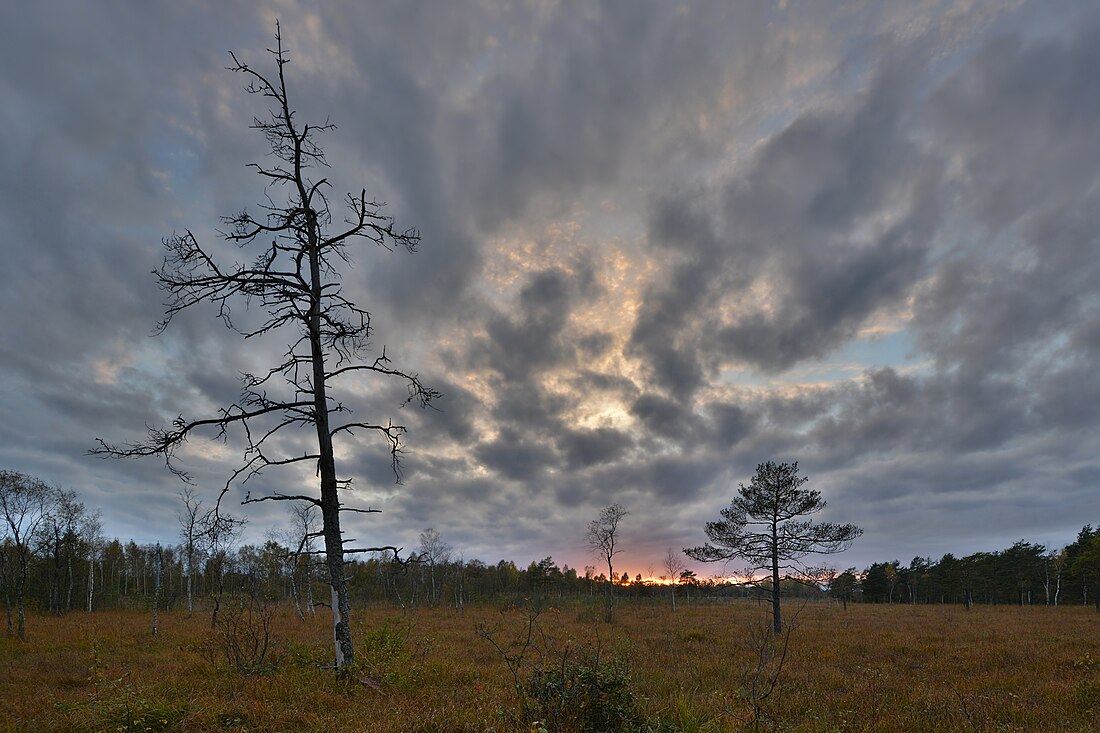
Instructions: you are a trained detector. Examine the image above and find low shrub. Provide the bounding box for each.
[525,654,643,733]
[200,590,284,674]
[354,616,429,690]
[478,605,645,732]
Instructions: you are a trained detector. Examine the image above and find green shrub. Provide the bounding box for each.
[524,655,644,733]
[355,617,428,689]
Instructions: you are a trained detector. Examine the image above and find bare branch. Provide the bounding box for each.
[241,491,321,507]
[338,506,383,514]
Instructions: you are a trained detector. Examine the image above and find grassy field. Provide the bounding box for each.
[1,600,1098,732]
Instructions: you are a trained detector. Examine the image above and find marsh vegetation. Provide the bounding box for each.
[2,600,1097,732]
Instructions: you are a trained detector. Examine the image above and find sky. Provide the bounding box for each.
[1,0,1098,579]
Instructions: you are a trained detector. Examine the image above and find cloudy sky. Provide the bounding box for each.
[2,0,1098,577]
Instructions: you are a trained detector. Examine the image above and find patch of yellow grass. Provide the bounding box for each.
[1,601,1097,732]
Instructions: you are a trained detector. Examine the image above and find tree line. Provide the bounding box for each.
[5,467,1097,643]
[831,528,1100,609]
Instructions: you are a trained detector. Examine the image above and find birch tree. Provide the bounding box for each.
[662,547,684,611]
[85,513,103,612]
[418,527,451,606]
[178,489,203,618]
[586,503,628,620]
[91,25,438,671]
[0,470,50,639]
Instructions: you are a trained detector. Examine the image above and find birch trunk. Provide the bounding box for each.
[86,553,94,612]
[153,544,161,638]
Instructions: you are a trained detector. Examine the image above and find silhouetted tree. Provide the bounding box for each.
[686,461,862,633]
[662,547,684,611]
[178,489,204,618]
[586,503,628,620]
[91,24,438,670]
[862,562,891,603]
[829,568,859,609]
[1072,534,1100,611]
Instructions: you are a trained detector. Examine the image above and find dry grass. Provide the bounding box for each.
[1,600,1097,732]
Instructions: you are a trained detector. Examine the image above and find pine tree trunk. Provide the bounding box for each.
[305,215,356,671]
[771,522,782,634]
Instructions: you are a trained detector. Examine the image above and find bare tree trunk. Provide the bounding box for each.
[86,552,94,612]
[306,567,315,616]
[66,553,74,613]
[771,524,782,634]
[153,544,162,638]
[16,552,29,640]
[211,558,224,630]
[50,542,61,615]
[305,207,356,669]
[186,552,193,618]
[291,565,305,621]
[604,556,615,622]
[322,501,353,668]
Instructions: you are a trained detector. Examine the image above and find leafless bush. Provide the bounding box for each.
[201,586,283,674]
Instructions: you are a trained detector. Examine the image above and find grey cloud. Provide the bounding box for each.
[630,393,700,441]
[473,429,558,482]
[914,23,1100,376]
[703,403,756,450]
[557,428,633,471]
[632,58,943,388]
[471,267,596,381]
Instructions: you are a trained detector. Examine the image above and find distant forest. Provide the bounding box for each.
[3,474,1099,624]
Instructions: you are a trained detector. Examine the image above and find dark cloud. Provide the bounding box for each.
[473,429,558,483]
[477,267,596,380]
[557,428,633,471]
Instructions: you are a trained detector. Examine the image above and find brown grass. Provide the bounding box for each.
[1,600,1097,732]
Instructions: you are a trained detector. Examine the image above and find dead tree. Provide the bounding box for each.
[91,24,438,670]
[202,508,245,631]
[178,488,203,618]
